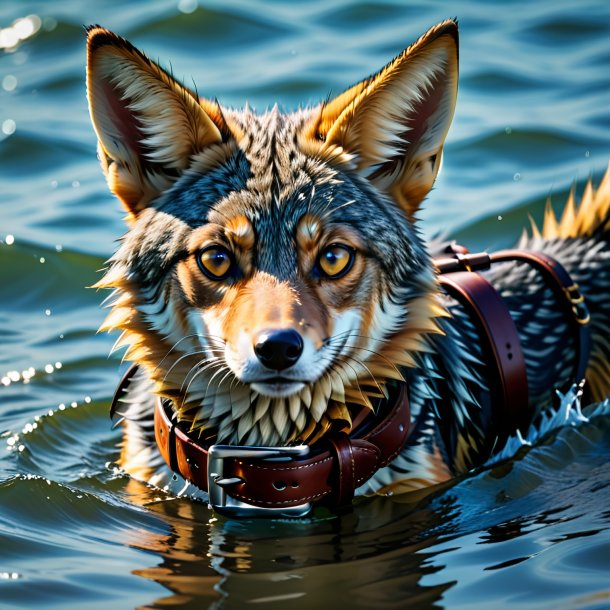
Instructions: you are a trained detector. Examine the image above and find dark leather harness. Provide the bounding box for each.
[111,247,591,517]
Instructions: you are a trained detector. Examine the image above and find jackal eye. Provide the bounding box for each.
[197,246,234,280]
[317,244,355,279]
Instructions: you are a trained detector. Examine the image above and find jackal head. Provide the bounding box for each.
[87,20,458,446]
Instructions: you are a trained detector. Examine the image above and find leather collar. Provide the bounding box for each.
[151,380,411,516]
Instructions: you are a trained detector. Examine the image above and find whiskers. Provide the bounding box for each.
[319,329,405,410]
[152,332,225,375]
[147,331,238,419]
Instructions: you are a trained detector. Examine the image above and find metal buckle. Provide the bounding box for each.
[207,444,311,518]
[564,283,591,325]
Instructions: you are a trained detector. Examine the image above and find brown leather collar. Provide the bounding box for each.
[152,382,411,517]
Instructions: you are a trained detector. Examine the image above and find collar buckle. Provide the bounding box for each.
[207,444,311,518]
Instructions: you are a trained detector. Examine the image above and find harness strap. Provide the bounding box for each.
[434,246,591,441]
[490,250,591,382]
[438,271,529,435]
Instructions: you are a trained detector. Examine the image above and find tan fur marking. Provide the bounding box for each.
[222,272,328,345]
[296,214,324,254]
[225,215,255,251]
[533,162,610,240]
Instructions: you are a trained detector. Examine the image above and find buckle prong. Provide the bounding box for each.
[213,476,243,487]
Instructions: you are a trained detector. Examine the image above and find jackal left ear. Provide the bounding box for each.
[309,20,458,216]
[86,26,226,218]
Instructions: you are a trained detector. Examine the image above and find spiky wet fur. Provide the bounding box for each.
[88,22,610,495]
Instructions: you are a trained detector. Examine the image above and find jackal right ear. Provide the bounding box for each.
[86,26,226,219]
[307,20,458,218]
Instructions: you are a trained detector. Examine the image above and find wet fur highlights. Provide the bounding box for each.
[87,20,610,495]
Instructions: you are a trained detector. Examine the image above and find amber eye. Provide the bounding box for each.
[317,244,355,279]
[197,246,234,280]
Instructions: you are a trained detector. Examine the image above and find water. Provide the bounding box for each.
[1,1,610,608]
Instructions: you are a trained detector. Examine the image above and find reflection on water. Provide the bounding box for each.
[1,0,610,608]
[127,484,456,609]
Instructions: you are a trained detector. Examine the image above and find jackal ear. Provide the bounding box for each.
[86,26,226,218]
[310,20,458,217]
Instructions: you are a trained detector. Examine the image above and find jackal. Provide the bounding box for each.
[87,20,610,500]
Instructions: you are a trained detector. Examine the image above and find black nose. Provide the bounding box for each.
[254,329,304,371]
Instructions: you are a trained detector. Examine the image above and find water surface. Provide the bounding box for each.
[1,1,610,608]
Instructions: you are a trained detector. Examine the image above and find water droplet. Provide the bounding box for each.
[8,371,20,382]
[39,257,45,263]
[2,119,16,136]
[84,396,91,404]
[44,364,53,374]
[0,28,18,50]
[43,17,57,32]
[71,180,80,188]
[585,150,590,158]
[59,334,64,340]
[513,172,521,181]
[1,377,10,386]
[13,51,27,65]
[50,180,58,188]
[55,361,62,369]
[178,0,198,13]
[14,15,42,40]
[70,401,77,408]
[5,234,14,245]
[2,74,17,91]
[498,215,503,221]
[505,126,512,135]
[44,309,51,316]
[55,244,63,252]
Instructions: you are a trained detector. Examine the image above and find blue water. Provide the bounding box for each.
[1,1,610,608]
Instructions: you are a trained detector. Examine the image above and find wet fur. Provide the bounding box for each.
[87,21,610,495]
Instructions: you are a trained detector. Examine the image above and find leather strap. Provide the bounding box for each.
[490,250,591,382]
[438,271,529,434]
[153,381,411,509]
[435,246,591,437]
